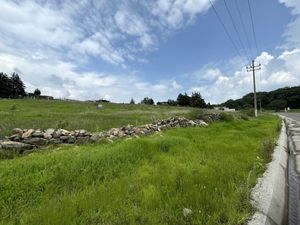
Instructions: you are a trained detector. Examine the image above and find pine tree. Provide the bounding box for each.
[130,98,135,104]
[11,73,26,98]
[0,72,12,98]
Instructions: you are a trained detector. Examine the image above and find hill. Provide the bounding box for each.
[222,85,300,110]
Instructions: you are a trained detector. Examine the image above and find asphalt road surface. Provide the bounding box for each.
[278,112,300,122]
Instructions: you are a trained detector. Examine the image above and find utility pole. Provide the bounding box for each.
[246,60,261,117]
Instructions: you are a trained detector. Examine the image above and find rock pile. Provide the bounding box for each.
[0,117,208,153]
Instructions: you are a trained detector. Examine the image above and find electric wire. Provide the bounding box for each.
[247,0,259,56]
[223,0,251,62]
[234,0,253,58]
[209,0,244,60]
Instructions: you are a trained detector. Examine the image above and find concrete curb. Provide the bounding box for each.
[283,117,300,225]
[248,120,288,225]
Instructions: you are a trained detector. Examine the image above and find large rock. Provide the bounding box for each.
[45,128,55,136]
[8,134,22,141]
[90,133,102,142]
[22,129,35,139]
[67,136,76,143]
[23,137,48,146]
[43,133,52,139]
[188,120,197,126]
[0,141,33,152]
[49,138,62,145]
[32,130,44,137]
[76,136,90,144]
[12,128,23,135]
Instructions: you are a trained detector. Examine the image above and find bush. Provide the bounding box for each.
[219,112,234,122]
[240,114,249,121]
[241,109,255,117]
[260,138,275,163]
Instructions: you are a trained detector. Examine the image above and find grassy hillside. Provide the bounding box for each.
[222,85,300,110]
[0,99,198,138]
[0,115,280,225]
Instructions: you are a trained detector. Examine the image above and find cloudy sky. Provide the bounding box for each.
[0,0,299,103]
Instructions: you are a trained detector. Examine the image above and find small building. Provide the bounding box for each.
[224,107,236,112]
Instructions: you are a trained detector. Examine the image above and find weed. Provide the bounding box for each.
[260,138,275,163]
[186,109,204,120]
[219,112,234,122]
[240,114,249,121]
[10,104,17,111]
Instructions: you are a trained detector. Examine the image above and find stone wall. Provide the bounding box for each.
[0,117,208,153]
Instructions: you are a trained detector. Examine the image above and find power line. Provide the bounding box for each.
[223,0,251,62]
[234,0,253,57]
[247,0,259,56]
[209,0,244,60]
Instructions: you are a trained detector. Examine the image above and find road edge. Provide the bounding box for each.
[248,118,288,225]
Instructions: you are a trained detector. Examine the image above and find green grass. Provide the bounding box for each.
[0,115,280,225]
[0,99,200,138]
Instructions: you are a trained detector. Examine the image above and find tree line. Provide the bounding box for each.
[222,85,300,110]
[132,92,208,108]
[0,72,42,98]
[0,72,26,98]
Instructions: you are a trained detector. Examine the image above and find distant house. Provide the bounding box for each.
[39,95,54,100]
[157,101,168,105]
[223,107,236,112]
[26,93,54,100]
[214,106,235,112]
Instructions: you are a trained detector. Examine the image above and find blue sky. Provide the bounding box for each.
[0,0,300,103]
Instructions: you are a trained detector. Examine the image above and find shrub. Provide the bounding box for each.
[240,114,249,121]
[219,112,234,122]
[241,109,255,117]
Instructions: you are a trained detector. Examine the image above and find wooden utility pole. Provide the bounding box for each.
[247,60,261,117]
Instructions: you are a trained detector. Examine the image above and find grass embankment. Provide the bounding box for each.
[0,115,280,225]
[0,99,198,138]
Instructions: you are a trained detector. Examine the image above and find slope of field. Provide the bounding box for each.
[0,115,280,225]
[0,99,197,138]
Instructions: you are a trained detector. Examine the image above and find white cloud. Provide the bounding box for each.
[150,0,212,29]
[0,53,182,102]
[279,0,300,48]
[255,52,274,66]
[0,0,212,66]
[185,49,300,103]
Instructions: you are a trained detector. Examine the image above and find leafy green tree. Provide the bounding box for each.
[222,85,300,110]
[141,97,154,105]
[167,99,177,106]
[190,92,206,108]
[34,88,41,96]
[177,93,190,106]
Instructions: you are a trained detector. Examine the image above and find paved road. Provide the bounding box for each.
[278,112,300,122]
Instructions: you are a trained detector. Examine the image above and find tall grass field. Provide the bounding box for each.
[0,99,280,225]
[0,99,198,138]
